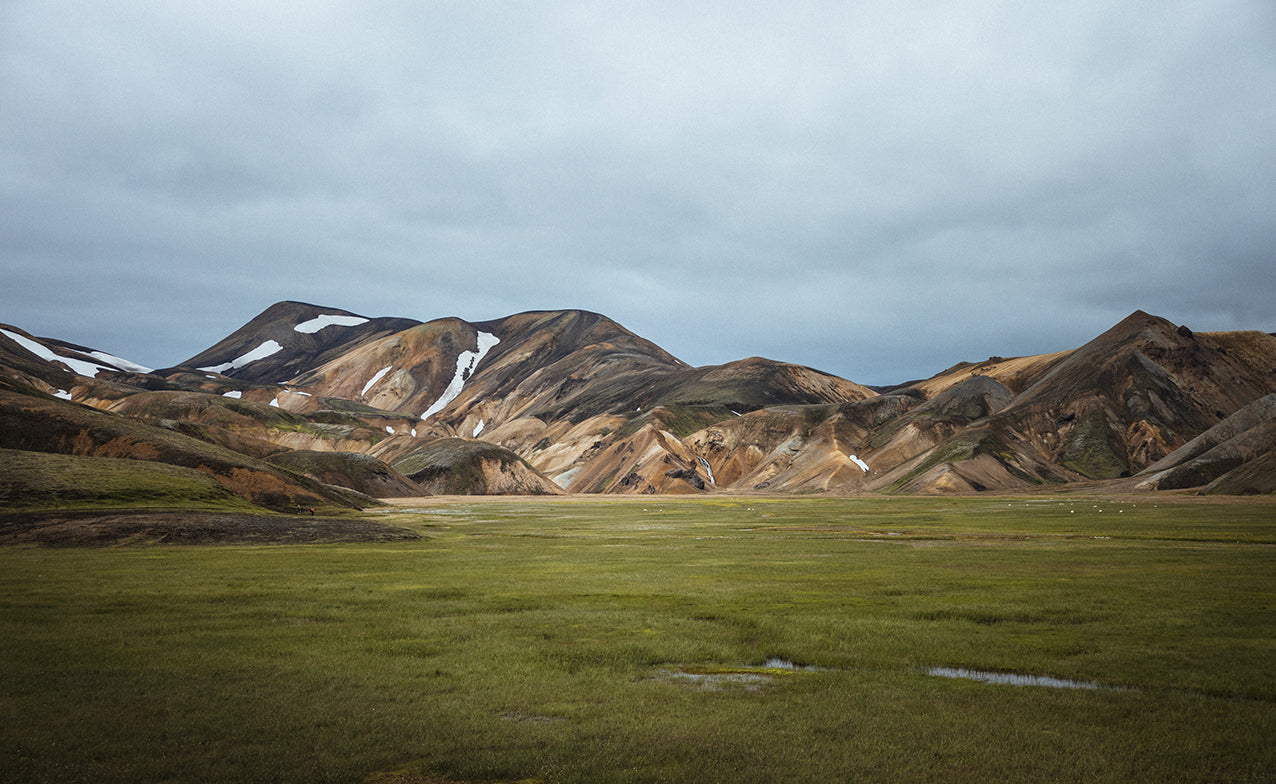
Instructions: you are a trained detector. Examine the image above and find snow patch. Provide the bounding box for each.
[849,454,870,473]
[553,466,582,489]
[269,397,280,408]
[199,340,283,373]
[411,428,417,437]
[88,350,152,373]
[386,426,394,434]
[421,331,500,420]
[697,456,716,485]
[53,389,73,400]
[361,365,392,397]
[294,314,369,333]
[0,328,115,378]
[223,390,242,399]
[473,419,485,437]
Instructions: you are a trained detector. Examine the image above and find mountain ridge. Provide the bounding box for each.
[2,302,1273,508]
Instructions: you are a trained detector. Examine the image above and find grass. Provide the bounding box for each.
[1,495,1274,783]
[0,448,258,512]
[1059,411,1130,479]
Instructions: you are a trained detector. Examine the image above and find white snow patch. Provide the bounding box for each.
[553,466,582,489]
[473,419,485,437]
[0,328,114,378]
[361,365,392,397]
[223,390,242,399]
[697,456,716,485]
[849,454,870,473]
[198,340,283,373]
[385,426,395,434]
[269,397,280,407]
[294,314,369,333]
[53,389,73,400]
[88,350,152,374]
[411,428,417,437]
[421,331,500,420]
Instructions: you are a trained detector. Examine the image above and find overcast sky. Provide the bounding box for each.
[2,1,1273,385]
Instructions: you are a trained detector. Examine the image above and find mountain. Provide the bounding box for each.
[391,438,564,496]
[2,304,1274,509]
[173,301,421,384]
[863,312,1276,493]
[1134,393,1276,494]
[0,387,369,512]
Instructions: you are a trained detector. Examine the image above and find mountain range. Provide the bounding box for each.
[3,302,1274,517]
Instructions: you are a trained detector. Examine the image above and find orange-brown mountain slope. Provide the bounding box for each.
[3,304,1273,498]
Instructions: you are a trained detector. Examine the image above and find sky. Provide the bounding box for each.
[2,1,1274,386]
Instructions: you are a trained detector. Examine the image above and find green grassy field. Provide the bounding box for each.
[1,495,1273,783]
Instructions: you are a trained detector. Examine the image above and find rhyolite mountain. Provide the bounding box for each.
[2,303,1274,511]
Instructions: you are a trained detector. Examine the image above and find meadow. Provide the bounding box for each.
[1,494,1273,783]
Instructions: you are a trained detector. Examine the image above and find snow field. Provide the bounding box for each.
[198,340,283,374]
[697,456,716,485]
[1,328,127,378]
[293,314,369,333]
[362,366,392,397]
[88,350,152,374]
[421,331,500,420]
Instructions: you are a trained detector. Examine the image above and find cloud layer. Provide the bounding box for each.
[3,1,1273,384]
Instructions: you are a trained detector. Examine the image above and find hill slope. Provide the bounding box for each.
[3,303,1274,502]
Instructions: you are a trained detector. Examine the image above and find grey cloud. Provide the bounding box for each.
[2,1,1273,385]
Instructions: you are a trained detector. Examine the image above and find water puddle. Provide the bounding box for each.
[926,666,1106,690]
[666,670,773,691]
[761,658,823,671]
[661,659,823,691]
[663,660,1119,693]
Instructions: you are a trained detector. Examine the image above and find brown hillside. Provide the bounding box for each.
[998,311,1276,479]
[0,389,364,511]
[392,438,563,496]
[4,303,1273,499]
[175,301,420,384]
[265,450,428,498]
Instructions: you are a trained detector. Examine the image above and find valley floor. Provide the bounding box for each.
[2,495,1273,783]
